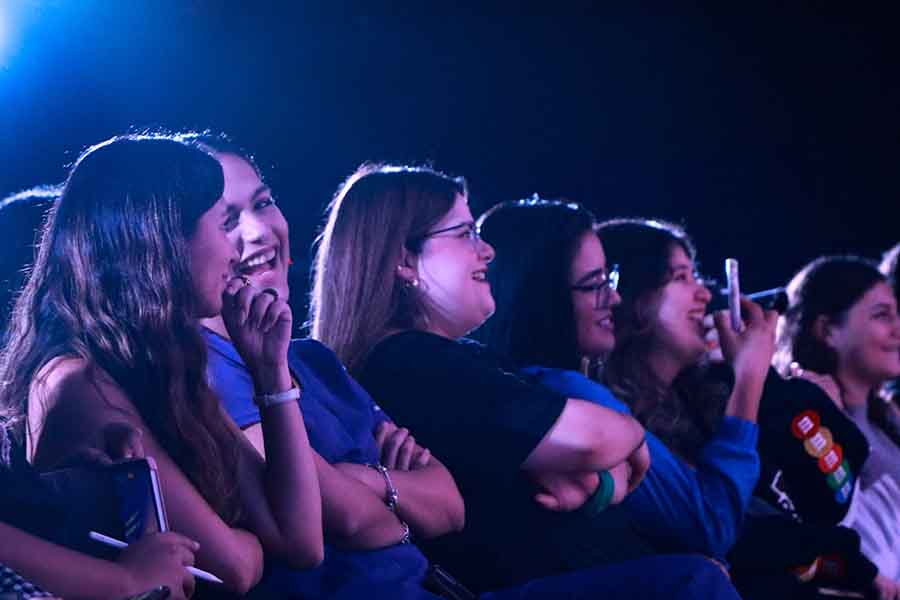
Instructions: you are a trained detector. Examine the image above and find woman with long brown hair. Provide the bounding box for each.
[0,134,323,595]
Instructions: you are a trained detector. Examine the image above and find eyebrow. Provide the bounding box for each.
[870,302,897,312]
[574,268,607,286]
[221,185,272,214]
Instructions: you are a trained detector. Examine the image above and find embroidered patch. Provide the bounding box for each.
[791,410,821,439]
[818,443,844,474]
[803,427,834,458]
[826,460,852,490]
[834,479,854,504]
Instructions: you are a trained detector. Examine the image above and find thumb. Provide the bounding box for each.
[534,492,562,511]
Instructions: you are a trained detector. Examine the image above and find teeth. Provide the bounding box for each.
[242,249,276,269]
[472,272,486,281]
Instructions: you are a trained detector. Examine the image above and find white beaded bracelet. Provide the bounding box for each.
[253,386,300,409]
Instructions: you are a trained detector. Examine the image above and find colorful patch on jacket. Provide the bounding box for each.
[790,409,855,505]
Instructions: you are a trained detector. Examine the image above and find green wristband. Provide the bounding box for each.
[581,470,615,516]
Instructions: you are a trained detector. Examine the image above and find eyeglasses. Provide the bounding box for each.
[570,264,620,308]
[413,222,484,249]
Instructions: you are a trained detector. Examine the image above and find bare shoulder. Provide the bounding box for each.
[28,355,141,466]
[33,356,137,413]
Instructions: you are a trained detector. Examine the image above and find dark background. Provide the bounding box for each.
[1,3,897,323]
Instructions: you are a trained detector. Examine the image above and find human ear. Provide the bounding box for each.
[396,247,419,286]
[812,315,839,349]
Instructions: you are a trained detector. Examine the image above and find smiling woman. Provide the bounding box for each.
[310,165,744,600]
[775,256,900,585]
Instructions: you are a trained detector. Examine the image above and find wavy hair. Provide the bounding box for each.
[474,197,597,371]
[0,135,242,521]
[596,218,726,463]
[309,164,465,374]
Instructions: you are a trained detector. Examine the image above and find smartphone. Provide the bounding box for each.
[109,458,169,540]
[725,258,742,332]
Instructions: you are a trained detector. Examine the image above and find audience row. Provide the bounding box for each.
[0,132,898,600]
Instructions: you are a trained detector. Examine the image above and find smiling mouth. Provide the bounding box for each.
[596,316,614,329]
[237,248,277,276]
[472,270,488,282]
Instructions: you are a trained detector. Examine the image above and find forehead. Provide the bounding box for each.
[853,281,897,311]
[668,244,693,268]
[433,193,471,226]
[217,153,263,199]
[572,231,607,270]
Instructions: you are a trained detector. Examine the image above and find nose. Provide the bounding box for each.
[605,287,623,309]
[696,282,713,305]
[479,238,495,264]
[236,212,270,252]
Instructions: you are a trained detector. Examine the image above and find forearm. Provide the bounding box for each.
[338,460,465,539]
[524,399,646,473]
[317,456,407,549]
[255,398,324,564]
[0,522,133,600]
[724,368,767,422]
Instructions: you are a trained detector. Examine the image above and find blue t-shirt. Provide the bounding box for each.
[524,366,760,559]
[205,330,431,598]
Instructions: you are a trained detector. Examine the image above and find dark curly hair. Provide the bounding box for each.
[596,218,727,463]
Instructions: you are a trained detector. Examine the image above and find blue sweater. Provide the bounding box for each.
[524,367,759,559]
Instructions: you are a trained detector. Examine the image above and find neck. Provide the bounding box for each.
[200,316,230,341]
[645,346,684,388]
[834,365,874,410]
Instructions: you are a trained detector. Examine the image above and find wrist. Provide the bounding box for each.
[366,463,399,511]
[112,563,141,599]
[733,363,767,392]
[250,364,293,395]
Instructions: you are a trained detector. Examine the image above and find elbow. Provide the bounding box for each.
[329,509,369,540]
[221,560,263,596]
[219,535,264,595]
[278,535,325,570]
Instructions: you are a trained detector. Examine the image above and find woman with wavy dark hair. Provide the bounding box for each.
[0,134,323,595]
[775,255,900,590]
[476,201,770,560]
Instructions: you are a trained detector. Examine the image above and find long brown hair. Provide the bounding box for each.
[309,164,465,374]
[0,135,242,522]
[597,218,727,463]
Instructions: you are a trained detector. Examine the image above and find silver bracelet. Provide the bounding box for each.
[367,462,399,511]
[253,386,300,409]
[398,519,411,544]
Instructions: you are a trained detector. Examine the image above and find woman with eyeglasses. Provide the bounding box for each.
[474,201,769,560]
[311,163,743,600]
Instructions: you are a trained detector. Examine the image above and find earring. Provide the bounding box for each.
[407,278,420,289]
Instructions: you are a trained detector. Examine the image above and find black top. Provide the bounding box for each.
[359,330,654,592]
[754,370,870,527]
[0,432,69,542]
[1,431,127,557]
